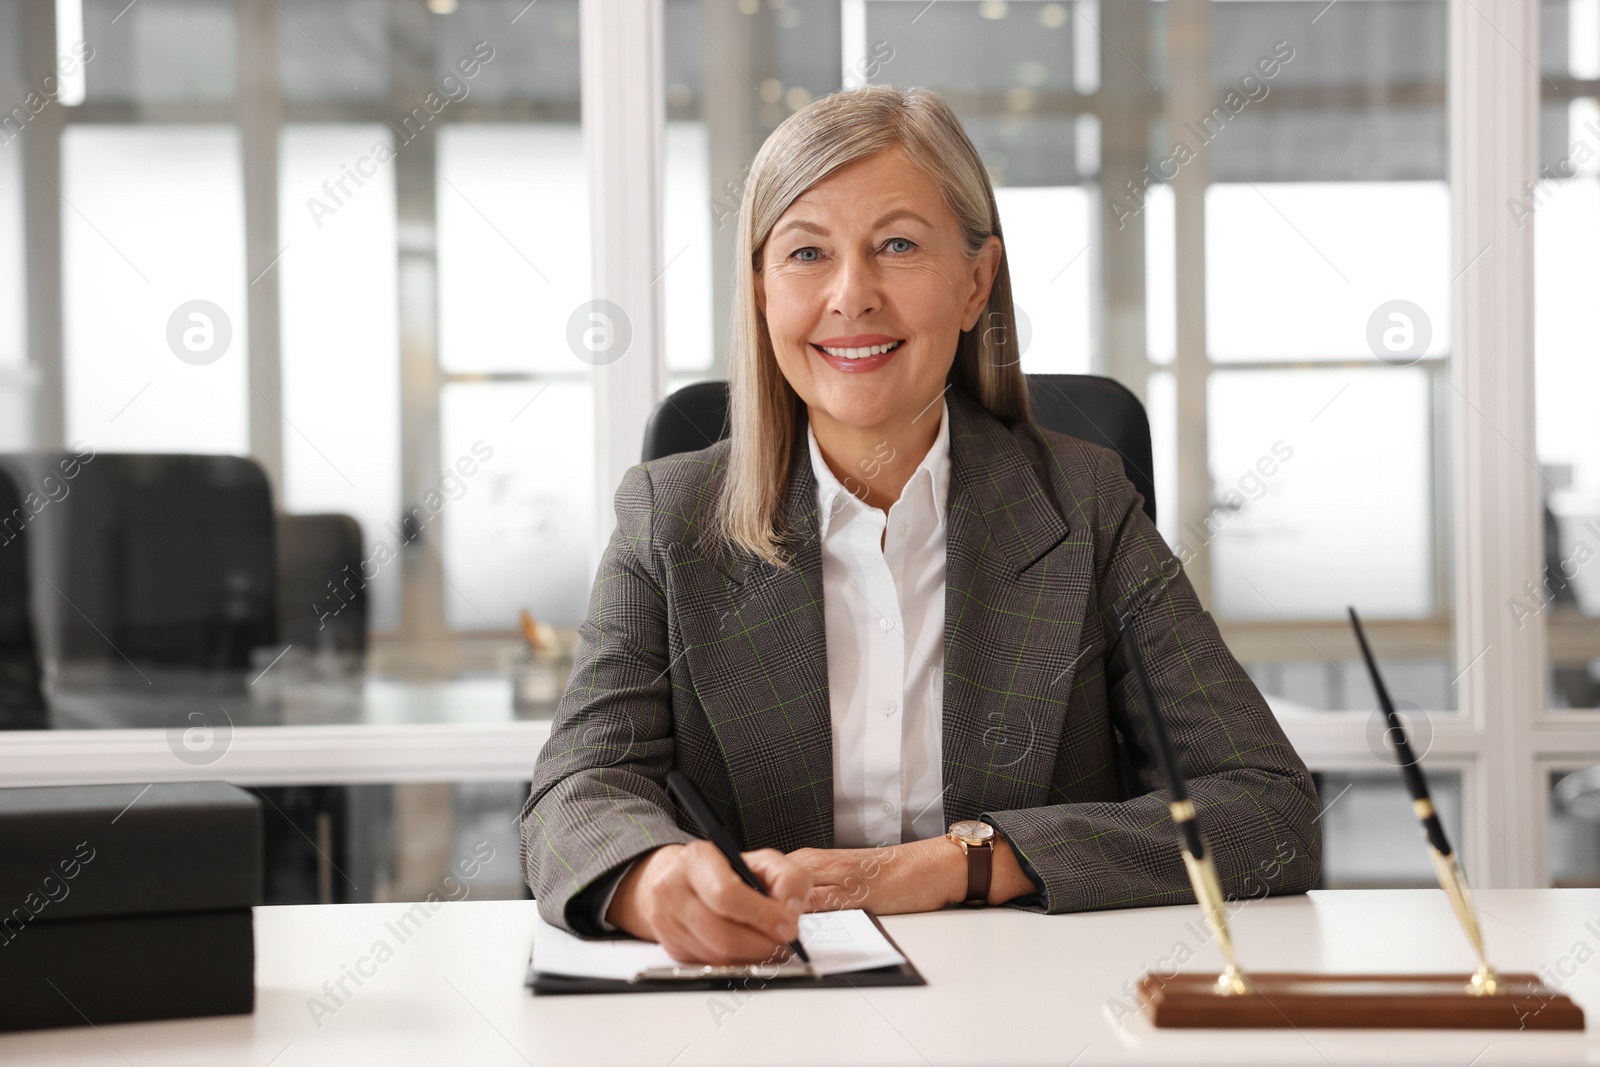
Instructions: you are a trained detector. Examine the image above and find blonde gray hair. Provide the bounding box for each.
[714,84,1030,568]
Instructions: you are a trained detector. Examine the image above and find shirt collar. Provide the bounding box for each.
[808,397,951,540]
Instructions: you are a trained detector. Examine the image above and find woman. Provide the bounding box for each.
[520,85,1319,965]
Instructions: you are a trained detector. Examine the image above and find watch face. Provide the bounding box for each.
[950,820,994,845]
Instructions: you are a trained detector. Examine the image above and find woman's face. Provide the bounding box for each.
[755,148,1001,439]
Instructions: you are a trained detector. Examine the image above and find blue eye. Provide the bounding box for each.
[790,247,820,262]
[885,237,914,254]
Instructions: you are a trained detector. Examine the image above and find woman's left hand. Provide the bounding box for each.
[786,838,964,914]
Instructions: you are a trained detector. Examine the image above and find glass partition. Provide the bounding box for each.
[1536,0,1600,710]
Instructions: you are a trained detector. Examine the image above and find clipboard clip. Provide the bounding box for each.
[630,961,817,982]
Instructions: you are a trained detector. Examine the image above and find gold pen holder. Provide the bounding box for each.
[1138,819,1581,1027]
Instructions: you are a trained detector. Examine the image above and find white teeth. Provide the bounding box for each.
[818,340,902,359]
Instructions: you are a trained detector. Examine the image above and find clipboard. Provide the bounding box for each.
[525,911,926,995]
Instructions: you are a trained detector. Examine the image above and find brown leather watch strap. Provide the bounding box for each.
[965,841,993,904]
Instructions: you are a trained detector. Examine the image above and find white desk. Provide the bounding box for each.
[0,678,554,788]
[5,890,1598,1066]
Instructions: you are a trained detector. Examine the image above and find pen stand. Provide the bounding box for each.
[1140,846,1584,1029]
[1138,971,1584,1029]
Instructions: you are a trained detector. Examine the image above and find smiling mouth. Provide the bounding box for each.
[810,339,905,360]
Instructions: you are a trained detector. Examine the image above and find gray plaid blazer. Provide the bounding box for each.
[520,385,1321,934]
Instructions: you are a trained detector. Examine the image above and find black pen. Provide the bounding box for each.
[1122,622,1206,860]
[1347,606,1453,856]
[1348,605,1499,993]
[1120,619,1250,994]
[665,769,810,964]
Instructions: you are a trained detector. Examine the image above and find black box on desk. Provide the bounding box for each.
[0,781,261,1032]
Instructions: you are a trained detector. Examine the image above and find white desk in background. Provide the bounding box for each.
[5,890,1600,1066]
[0,674,552,787]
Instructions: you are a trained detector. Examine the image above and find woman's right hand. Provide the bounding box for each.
[606,841,812,965]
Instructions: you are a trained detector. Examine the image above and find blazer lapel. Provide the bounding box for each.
[940,388,1096,822]
[672,417,835,851]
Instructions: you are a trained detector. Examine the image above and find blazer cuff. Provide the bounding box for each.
[592,858,637,933]
[565,857,639,938]
[981,813,1047,910]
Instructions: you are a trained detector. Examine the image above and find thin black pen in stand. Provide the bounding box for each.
[1120,620,1251,997]
[1348,606,1499,996]
[665,770,811,967]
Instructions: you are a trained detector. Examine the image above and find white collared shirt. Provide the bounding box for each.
[808,399,949,848]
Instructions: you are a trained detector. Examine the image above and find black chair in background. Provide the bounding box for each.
[640,374,1157,524]
[277,513,368,656]
[0,464,46,728]
[642,381,732,463]
[12,454,280,671]
[1027,374,1155,525]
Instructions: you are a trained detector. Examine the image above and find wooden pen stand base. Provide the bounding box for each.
[1140,972,1584,1030]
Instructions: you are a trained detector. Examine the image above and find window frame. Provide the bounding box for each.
[8,0,1576,890]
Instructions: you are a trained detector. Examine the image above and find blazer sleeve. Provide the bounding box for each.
[518,462,695,934]
[979,445,1322,914]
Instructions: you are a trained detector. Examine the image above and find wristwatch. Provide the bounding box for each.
[946,819,995,905]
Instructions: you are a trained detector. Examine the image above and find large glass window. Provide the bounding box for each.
[79,0,236,102]
[1208,367,1435,622]
[278,125,402,630]
[1199,0,1455,714]
[434,0,589,629]
[0,63,27,448]
[437,126,588,377]
[61,125,250,455]
[1536,0,1600,710]
[275,0,391,102]
[439,380,595,629]
[37,0,593,638]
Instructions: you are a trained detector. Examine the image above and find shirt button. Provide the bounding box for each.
[896,522,908,536]
[881,800,896,817]
[879,617,893,631]
[884,700,897,716]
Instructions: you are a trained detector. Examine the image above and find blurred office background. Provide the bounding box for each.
[0,0,1596,901]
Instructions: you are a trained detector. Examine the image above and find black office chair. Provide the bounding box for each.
[0,464,46,728]
[277,513,367,655]
[641,374,1156,524]
[24,454,280,670]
